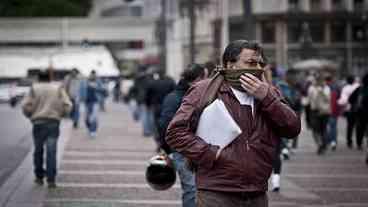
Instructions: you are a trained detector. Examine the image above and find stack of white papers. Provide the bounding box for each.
[195,99,242,150]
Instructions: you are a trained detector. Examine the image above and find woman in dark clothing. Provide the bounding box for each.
[349,73,368,162]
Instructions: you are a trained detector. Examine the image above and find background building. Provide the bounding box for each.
[234,0,368,76]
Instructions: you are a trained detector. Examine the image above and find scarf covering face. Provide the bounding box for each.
[220,68,264,91]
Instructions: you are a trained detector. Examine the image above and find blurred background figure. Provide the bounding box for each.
[63,68,83,129]
[82,70,104,138]
[158,63,207,207]
[113,76,122,103]
[21,70,72,188]
[272,67,302,192]
[349,73,368,153]
[325,74,342,151]
[144,67,175,151]
[308,72,331,155]
[338,75,360,149]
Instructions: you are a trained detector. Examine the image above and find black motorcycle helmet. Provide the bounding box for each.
[145,155,176,191]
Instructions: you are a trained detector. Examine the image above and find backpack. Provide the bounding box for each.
[314,87,331,115]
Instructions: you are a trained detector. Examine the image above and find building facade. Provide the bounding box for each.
[231,0,368,76]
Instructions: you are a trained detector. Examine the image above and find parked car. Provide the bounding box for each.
[0,84,12,103]
[11,79,32,100]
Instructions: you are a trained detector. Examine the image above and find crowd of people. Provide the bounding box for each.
[19,39,368,207]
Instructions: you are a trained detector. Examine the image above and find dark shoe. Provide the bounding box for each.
[357,146,363,151]
[73,122,78,129]
[347,142,352,149]
[317,146,326,155]
[34,177,44,186]
[48,182,57,189]
[272,187,280,192]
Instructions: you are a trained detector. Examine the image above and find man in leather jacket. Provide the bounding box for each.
[166,40,301,207]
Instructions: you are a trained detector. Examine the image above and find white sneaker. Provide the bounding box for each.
[89,132,97,138]
[330,141,337,151]
[281,148,290,160]
[271,174,280,192]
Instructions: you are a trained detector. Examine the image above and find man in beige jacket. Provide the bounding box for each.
[22,70,72,188]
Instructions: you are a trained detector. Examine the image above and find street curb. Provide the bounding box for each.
[0,120,72,207]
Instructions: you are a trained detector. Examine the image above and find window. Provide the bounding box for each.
[288,23,301,43]
[309,22,325,43]
[331,22,346,42]
[352,24,367,41]
[332,0,345,11]
[261,22,275,43]
[354,0,364,11]
[310,0,322,12]
[288,0,300,11]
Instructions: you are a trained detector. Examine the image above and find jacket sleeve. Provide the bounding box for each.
[60,87,73,116]
[21,88,36,118]
[260,86,301,139]
[157,93,178,154]
[165,83,219,169]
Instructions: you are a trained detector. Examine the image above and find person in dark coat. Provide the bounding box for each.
[144,69,175,148]
[158,63,207,207]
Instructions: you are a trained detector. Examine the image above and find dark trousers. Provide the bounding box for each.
[272,139,283,174]
[311,112,329,153]
[345,112,356,147]
[356,115,368,149]
[32,121,60,182]
[196,190,268,207]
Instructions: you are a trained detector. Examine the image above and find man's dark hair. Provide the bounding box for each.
[38,70,51,82]
[72,68,79,74]
[222,40,267,68]
[346,75,355,84]
[181,63,205,83]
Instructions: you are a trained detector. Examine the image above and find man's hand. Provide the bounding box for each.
[240,73,269,100]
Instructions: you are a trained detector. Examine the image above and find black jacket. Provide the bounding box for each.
[157,80,190,154]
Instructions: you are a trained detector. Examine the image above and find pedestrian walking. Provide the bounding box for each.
[308,73,331,155]
[145,68,175,150]
[83,70,104,138]
[158,63,207,207]
[325,74,341,151]
[63,68,83,129]
[271,68,302,191]
[338,75,360,149]
[349,73,368,152]
[166,40,301,207]
[21,70,72,188]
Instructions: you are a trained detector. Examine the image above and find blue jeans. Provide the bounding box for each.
[141,105,154,137]
[85,102,98,133]
[327,116,338,144]
[70,98,80,126]
[32,121,59,182]
[171,152,196,207]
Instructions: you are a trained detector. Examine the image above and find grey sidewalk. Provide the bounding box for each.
[0,120,72,207]
[1,101,368,207]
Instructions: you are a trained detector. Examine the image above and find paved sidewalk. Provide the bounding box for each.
[1,101,368,207]
[0,120,72,207]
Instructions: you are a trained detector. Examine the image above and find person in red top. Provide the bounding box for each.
[166,40,301,207]
[325,75,341,151]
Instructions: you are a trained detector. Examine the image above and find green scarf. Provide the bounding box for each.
[221,68,264,91]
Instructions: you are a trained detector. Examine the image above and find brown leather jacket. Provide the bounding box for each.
[166,79,301,192]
